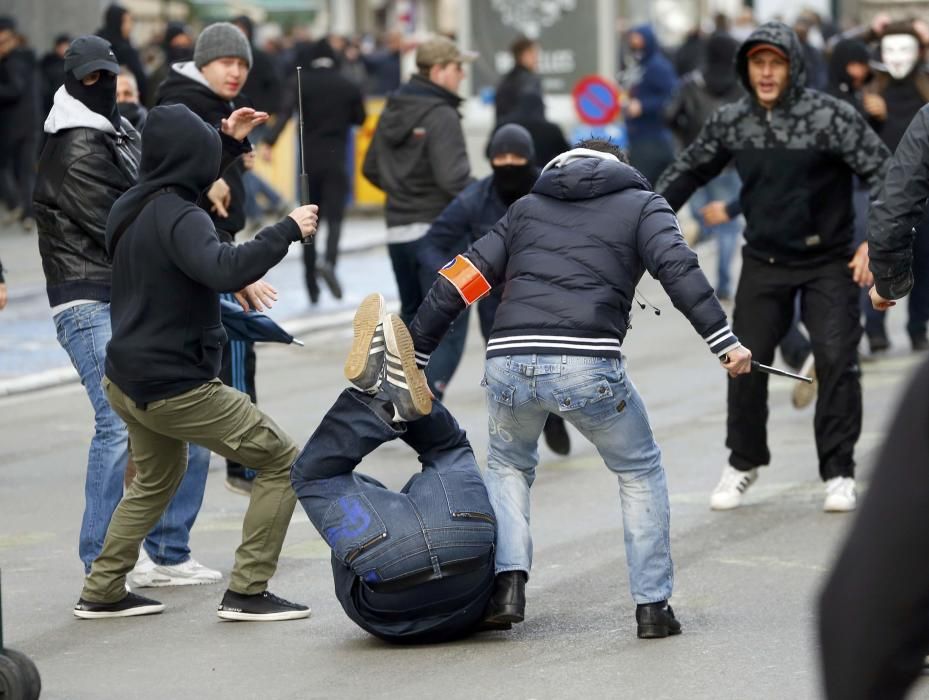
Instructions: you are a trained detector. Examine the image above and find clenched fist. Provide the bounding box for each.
[288,204,319,239]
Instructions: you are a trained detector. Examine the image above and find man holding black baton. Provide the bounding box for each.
[656,22,890,512]
[409,138,751,637]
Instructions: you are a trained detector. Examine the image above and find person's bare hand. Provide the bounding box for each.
[625,98,643,119]
[288,204,319,239]
[869,285,896,311]
[221,107,270,142]
[0,283,7,311]
[848,241,873,288]
[700,200,731,226]
[863,93,887,120]
[234,280,279,312]
[207,178,231,218]
[721,345,753,378]
[258,142,273,163]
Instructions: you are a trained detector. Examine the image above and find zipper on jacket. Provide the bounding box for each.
[345,532,387,564]
[453,511,496,524]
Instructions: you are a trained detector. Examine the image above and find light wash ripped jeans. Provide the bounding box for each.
[482,353,673,604]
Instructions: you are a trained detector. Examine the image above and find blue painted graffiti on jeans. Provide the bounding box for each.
[324,495,372,546]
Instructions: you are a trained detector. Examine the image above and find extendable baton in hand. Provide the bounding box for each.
[722,355,814,383]
[296,66,312,245]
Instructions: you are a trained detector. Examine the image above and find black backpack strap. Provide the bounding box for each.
[109,187,172,252]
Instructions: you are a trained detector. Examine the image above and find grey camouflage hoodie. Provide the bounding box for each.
[657,21,890,264]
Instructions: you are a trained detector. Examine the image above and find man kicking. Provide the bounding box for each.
[291,294,498,643]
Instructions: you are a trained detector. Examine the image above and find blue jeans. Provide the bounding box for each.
[388,238,469,399]
[243,170,284,221]
[482,354,673,604]
[687,168,742,298]
[292,390,495,582]
[54,302,211,571]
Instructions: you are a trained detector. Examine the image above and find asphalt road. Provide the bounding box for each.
[2,266,927,700]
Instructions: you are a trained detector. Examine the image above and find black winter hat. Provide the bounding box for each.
[489,123,535,161]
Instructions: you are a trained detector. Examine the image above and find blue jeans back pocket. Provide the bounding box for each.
[321,493,388,565]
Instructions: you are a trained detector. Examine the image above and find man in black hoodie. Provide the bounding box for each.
[157,22,272,496]
[264,38,366,303]
[74,103,319,621]
[656,22,890,513]
[96,4,147,105]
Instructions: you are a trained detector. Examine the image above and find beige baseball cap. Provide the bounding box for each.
[415,36,478,69]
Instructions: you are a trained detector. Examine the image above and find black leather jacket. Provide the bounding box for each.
[34,93,140,307]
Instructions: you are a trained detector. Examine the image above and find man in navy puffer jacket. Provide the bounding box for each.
[409,139,752,638]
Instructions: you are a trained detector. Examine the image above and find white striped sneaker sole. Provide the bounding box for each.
[345,293,386,388]
[383,314,432,418]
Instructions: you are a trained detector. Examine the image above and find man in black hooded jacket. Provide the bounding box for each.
[264,38,366,303]
[656,22,890,514]
[157,22,273,496]
[96,4,147,104]
[74,103,319,621]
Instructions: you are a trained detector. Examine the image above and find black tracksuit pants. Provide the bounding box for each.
[302,164,348,297]
[727,254,862,480]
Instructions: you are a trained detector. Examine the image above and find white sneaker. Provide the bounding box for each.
[823,477,856,512]
[791,355,817,409]
[129,549,222,588]
[710,465,759,510]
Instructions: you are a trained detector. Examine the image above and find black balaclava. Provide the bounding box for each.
[490,123,538,205]
[66,70,120,130]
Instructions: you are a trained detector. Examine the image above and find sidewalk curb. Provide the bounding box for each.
[0,306,373,399]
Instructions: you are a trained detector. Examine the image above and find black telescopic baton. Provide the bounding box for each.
[296,66,312,244]
[722,355,813,383]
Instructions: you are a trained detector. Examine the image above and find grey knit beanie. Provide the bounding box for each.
[194,22,252,70]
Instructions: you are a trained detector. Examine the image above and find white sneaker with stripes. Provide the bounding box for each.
[710,465,758,510]
[344,293,386,393]
[382,313,433,421]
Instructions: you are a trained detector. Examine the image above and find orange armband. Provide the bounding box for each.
[438,255,492,305]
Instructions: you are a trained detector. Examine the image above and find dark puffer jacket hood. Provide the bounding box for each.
[736,22,807,106]
[534,153,650,202]
[106,103,220,255]
[377,74,462,146]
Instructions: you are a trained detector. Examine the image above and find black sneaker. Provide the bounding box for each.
[543,414,571,455]
[216,589,310,621]
[635,601,682,639]
[344,293,386,393]
[317,262,343,299]
[73,592,165,619]
[912,334,929,352]
[382,313,432,421]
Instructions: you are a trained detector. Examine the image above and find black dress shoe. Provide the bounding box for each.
[636,601,682,639]
[543,413,570,455]
[483,571,527,625]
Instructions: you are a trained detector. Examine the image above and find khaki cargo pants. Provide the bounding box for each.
[81,378,298,603]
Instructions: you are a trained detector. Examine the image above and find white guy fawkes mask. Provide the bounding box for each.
[881,33,920,80]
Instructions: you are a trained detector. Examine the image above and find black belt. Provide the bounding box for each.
[364,552,492,594]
